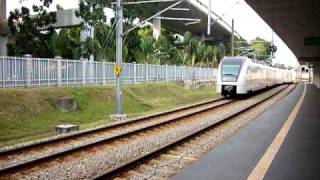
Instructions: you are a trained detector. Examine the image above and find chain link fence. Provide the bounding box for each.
[0,56,217,88]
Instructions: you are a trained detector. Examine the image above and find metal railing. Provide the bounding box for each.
[0,56,217,88]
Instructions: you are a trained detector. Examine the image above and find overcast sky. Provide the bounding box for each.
[6,0,299,67]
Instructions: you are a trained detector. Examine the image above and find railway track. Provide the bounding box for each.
[0,97,231,175]
[0,85,294,179]
[95,84,295,179]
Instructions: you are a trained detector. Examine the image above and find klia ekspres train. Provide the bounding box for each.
[216,56,295,97]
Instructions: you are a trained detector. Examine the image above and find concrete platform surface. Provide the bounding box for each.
[265,84,320,180]
[173,84,312,180]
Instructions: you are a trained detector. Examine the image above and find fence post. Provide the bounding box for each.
[24,54,32,87]
[133,62,136,84]
[156,64,161,82]
[174,65,177,81]
[192,66,195,81]
[102,62,106,85]
[165,64,168,82]
[82,60,86,85]
[145,63,148,83]
[55,57,62,87]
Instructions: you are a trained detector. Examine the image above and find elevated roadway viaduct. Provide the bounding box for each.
[0,0,239,56]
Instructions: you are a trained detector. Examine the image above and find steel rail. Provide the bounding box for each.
[0,97,231,174]
[93,85,294,179]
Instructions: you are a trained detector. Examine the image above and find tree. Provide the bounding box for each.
[7,0,57,57]
[250,37,276,61]
[139,36,155,63]
[76,0,112,59]
[182,31,192,65]
[234,36,249,56]
[75,0,159,61]
[49,28,81,59]
[94,24,116,61]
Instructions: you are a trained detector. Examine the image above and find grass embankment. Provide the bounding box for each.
[0,83,219,147]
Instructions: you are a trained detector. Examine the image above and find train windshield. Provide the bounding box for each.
[221,59,243,82]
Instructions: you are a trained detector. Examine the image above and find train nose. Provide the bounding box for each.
[224,85,233,91]
[222,85,237,97]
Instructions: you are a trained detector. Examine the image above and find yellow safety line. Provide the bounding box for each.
[163,154,197,161]
[247,84,307,180]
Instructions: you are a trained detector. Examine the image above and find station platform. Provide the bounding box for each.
[173,84,320,180]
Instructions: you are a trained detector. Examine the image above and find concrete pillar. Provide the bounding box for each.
[316,70,320,89]
[102,63,106,85]
[145,63,149,83]
[24,54,32,87]
[81,60,86,85]
[0,0,7,56]
[133,62,136,84]
[0,36,7,56]
[0,0,6,20]
[55,56,62,87]
[165,64,168,82]
[174,65,177,81]
[315,72,318,88]
[80,24,94,61]
[318,73,320,89]
[156,64,159,82]
[153,15,161,40]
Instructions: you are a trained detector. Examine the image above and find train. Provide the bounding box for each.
[216,56,295,97]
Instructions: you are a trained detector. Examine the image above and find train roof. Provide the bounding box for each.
[222,56,291,70]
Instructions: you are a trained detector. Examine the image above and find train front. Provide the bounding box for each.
[217,57,245,97]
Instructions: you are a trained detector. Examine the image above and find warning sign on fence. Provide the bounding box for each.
[113,65,122,76]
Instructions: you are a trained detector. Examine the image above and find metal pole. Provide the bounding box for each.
[207,0,211,35]
[115,0,123,114]
[231,19,235,56]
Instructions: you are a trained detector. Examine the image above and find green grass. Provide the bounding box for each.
[0,83,219,147]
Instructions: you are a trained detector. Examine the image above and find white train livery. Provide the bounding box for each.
[216,56,294,97]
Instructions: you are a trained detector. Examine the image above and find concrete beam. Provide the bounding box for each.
[52,9,82,28]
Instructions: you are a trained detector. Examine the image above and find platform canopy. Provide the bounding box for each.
[157,0,239,42]
[245,0,320,64]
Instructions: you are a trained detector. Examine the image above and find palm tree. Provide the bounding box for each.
[139,36,155,63]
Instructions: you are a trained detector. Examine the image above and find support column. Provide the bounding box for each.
[318,73,320,89]
[165,64,168,82]
[80,24,94,61]
[0,0,5,19]
[156,64,159,82]
[24,54,32,88]
[0,36,7,56]
[102,62,106,85]
[153,15,161,40]
[174,65,177,81]
[0,0,7,56]
[145,63,149,83]
[133,62,136,84]
[55,56,62,87]
[81,60,86,85]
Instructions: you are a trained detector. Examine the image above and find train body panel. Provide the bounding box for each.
[216,56,294,97]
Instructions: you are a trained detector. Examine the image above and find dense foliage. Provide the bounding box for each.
[6,0,276,67]
[7,0,57,57]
